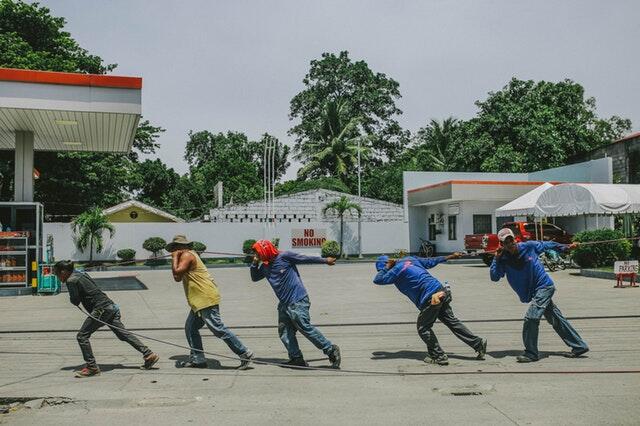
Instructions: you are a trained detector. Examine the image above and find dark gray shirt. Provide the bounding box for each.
[67,271,113,312]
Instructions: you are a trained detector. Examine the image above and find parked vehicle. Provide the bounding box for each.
[464,222,573,266]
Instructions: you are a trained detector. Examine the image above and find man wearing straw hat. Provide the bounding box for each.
[167,235,254,369]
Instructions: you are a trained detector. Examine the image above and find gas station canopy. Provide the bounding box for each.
[0,67,142,202]
[0,67,141,153]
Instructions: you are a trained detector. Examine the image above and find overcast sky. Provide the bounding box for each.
[41,0,640,180]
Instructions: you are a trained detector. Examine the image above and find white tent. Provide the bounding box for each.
[495,182,554,217]
[536,183,640,216]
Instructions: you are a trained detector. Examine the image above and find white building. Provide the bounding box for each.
[403,158,613,253]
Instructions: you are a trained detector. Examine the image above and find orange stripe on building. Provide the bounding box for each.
[0,67,142,89]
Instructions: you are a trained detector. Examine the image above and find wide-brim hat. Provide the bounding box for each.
[165,235,193,252]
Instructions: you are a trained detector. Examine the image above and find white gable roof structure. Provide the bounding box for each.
[103,200,184,223]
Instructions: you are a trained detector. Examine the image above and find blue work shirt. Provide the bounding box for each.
[250,251,328,305]
[373,256,447,309]
[490,241,567,303]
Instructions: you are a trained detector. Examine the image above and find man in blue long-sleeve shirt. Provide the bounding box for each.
[373,253,487,365]
[490,228,589,362]
[249,240,341,368]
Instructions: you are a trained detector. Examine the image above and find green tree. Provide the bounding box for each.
[0,0,115,73]
[183,131,290,209]
[295,101,371,185]
[413,118,462,171]
[71,207,115,263]
[129,159,180,208]
[451,78,631,173]
[322,196,362,258]
[290,51,404,172]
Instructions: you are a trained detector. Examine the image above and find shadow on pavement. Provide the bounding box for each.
[169,355,240,370]
[486,350,568,359]
[61,364,143,372]
[371,350,424,361]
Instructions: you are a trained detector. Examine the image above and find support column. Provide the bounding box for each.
[14,131,34,202]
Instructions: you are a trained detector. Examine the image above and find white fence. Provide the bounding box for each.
[44,221,407,261]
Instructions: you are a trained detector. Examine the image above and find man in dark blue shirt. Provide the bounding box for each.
[490,228,589,362]
[250,240,341,368]
[373,253,487,365]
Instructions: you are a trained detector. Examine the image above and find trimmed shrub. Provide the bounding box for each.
[143,237,166,262]
[242,239,257,263]
[116,249,136,262]
[242,239,257,254]
[321,240,340,258]
[192,241,207,254]
[572,229,631,268]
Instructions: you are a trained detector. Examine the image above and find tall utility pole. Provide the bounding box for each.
[263,138,276,238]
[357,137,363,258]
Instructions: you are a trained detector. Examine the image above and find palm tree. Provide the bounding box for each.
[71,207,115,263]
[322,196,362,258]
[414,117,460,171]
[296,101,371,182]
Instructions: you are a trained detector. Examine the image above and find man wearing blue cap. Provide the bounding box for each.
[373,253,487,365]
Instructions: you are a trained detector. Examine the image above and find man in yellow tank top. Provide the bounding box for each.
[167,235,254,369]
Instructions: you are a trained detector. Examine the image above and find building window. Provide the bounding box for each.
[473,215,492,234]
[448,215,457,240]
[428,223,437,240]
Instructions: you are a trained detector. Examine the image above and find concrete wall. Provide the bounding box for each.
[528,157,612,184]
[44,220,407,261]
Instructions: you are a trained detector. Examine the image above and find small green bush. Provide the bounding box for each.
[192,241,207,254]
[242,239,257,263]
[242,239,257,254]
[321,240,340,258]
[572,229,631,268]
[116,248,136,262]
[143,237,166,257]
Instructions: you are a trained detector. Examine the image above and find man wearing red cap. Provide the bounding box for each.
[490,228,588,363]
[250,240,340,368]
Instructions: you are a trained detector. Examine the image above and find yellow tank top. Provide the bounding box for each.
[182,251,221,312]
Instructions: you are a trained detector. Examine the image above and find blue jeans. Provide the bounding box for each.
[277,296,333,359]
[185,305,249,363]
[523,286,588,360]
